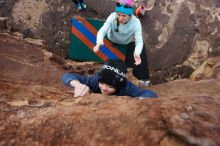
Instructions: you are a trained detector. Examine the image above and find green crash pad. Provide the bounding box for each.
[69,16,127,62]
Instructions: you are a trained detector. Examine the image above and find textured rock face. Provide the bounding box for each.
[161,95,220,146]
[1,33,220,146]
[144,0,220,71]
[190,57,220,80]
[12,0,48,32]
[0,0,219,75]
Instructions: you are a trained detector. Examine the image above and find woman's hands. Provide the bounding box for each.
[93,42,104,52]
[70,80,90,97]
[134,55,141,65]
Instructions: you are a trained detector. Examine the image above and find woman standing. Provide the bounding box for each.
[93,0,150,86]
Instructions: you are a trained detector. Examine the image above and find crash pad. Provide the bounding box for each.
[68,16,127,62]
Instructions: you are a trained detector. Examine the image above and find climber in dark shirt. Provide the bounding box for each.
[61,59,158,99]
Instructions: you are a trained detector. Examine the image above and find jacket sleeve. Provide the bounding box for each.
[124,81,158,98]
[133,19,144,56]
[96,13,115,44]
[61,73,100,92]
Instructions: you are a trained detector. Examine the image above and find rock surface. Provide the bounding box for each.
[190,57,220,81]
[0,33,220,146]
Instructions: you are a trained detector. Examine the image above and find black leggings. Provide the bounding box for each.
[125,42,150,80]
[72,0,84,5]
[108,40,150,80]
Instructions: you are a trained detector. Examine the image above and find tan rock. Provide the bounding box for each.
[190,57,220,80]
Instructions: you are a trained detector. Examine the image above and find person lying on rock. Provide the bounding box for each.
[61,59,158,99]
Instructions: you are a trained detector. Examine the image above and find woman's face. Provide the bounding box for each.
[99,83,116,95]
[116,12,131,24]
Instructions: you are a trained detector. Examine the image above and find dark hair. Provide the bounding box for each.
[115,18,119,32]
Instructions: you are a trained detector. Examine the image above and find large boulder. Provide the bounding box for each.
[0,32,220,146]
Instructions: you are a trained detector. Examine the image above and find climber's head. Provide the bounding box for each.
[98,59,127,95]
[115,0,134,16]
